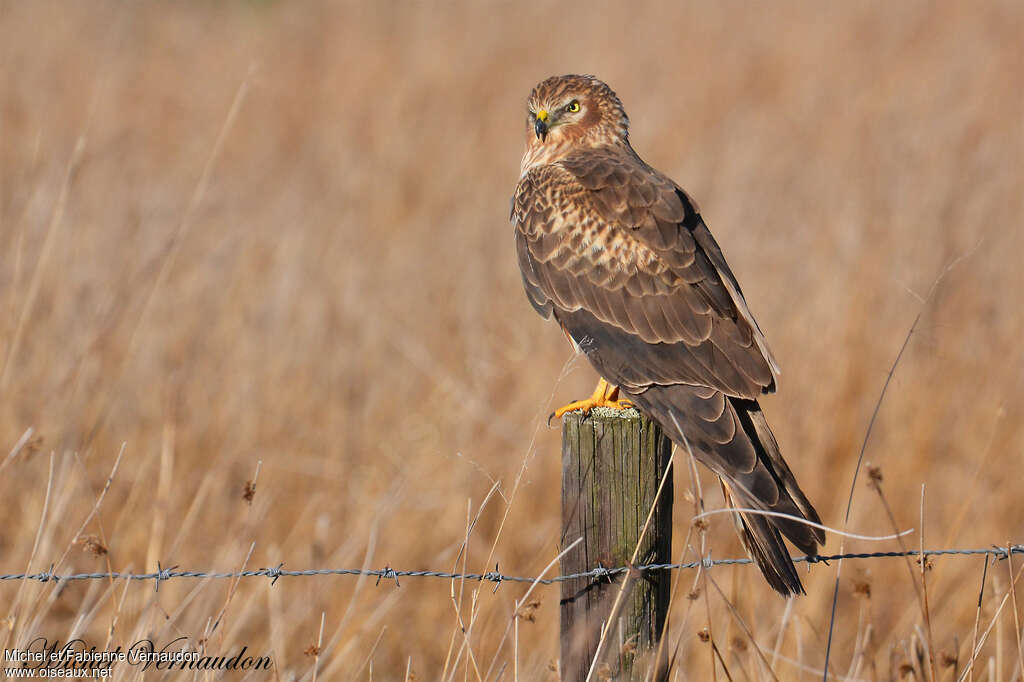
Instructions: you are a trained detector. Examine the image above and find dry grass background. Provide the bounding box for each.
[1,0,1022,679]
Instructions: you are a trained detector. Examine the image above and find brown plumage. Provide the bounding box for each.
[512,75,823,595]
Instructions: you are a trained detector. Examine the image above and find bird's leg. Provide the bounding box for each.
[552,378,634,420]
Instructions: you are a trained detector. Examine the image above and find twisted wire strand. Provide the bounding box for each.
[2,545,1020,589]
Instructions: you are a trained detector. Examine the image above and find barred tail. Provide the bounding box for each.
[627,385,824,596]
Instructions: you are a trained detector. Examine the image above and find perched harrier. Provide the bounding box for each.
[512,75,823,595]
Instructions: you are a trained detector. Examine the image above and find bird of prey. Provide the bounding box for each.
[512,74,823,595]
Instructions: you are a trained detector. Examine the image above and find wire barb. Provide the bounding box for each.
[154,561,178,593]
[590,563,613,583]
[483,563,503,593]
[376,565,400,588]
[35,563,56,583]
[264,562,285,585]
[991,544,1023,561]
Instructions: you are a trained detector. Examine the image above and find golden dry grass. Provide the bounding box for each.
[1,0,1022,679]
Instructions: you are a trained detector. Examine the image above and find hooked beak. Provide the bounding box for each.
[534,109,549,141]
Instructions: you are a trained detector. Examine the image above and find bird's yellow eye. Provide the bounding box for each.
[565,100,580,113]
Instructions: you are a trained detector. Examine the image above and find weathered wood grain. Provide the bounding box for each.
[560,408,673,681]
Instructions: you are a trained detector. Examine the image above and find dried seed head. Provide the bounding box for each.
[76,535,108,557]
[517,598,541,622]
[25,434,44,457]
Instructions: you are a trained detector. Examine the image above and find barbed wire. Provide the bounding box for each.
[2,545,1020,592]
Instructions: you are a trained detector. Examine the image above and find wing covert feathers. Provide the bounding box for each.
[513,147,777,398]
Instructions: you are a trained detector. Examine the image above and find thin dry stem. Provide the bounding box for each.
[959,559,1024,681]
[311,611,326,682]
[4,453,55,651]
[919,485,938,681]
[705,572,780,682]
[1006,548,1024,681]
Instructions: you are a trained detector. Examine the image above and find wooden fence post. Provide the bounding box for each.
[559,407,673,681]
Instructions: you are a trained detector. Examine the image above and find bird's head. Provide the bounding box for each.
[522,75,629,169]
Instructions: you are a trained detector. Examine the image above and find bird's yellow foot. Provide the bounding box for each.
[551,378,633,421]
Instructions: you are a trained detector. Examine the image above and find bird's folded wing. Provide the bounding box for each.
[512,149,778,399]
